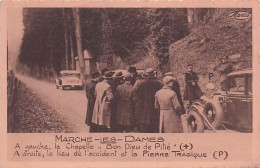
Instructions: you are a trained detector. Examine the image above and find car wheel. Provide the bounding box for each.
[186,110,204,133]
[203,101,224,129]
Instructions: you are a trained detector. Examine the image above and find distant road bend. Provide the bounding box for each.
[16,74,89,133]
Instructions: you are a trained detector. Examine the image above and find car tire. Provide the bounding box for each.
[186,110,204,133]
[203,101,224,129]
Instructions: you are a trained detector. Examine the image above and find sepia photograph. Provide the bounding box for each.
[2,0,260,167]
[7,7,253,134]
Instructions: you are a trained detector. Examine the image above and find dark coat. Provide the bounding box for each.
[85,80,98,125]
[110,79,123,94]
[184,71,202,101]
[114,81,135,126]
[134,78,163,128]
[171,80,185,115]
[218,62,233,91]
[218,62,233,82]
[109,78,123,131]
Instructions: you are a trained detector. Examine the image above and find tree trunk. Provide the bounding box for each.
[70,32,76,70]
[72,8,85,77]
[63,9,70,70]
[101,9,114,68]
[66,9,76,70]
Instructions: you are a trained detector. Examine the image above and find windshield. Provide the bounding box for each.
[228,76,245,93]
[61,73,80,78]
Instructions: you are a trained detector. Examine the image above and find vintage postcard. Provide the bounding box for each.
[1,0,260,167]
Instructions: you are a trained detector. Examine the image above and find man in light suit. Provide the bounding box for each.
[92,71,114,132]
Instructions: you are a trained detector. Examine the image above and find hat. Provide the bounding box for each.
[103,71,114,79]
[162,76,175,85]
[114,71,123,78]
[91,72,100,79]
[222,56,228,59]
[164,72,174,77]
[124,73,132,81]
[128,66,137,73]
[144,68,155,76]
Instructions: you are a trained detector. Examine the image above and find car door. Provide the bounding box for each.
[226,75,250,132]
[245,74,252,132]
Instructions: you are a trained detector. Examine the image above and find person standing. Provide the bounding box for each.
[85,72,100,132]
[114,73,135,132]
[128,66,138,86]
[217,56,233,91]
[164,72,185,115]
[155,76,181,133]
[109,71,124,132]
[92,71,114,132]
[99,68,109,82]
[134,68,163,133]
[110,71,124,94]
[134,71,144,88]
[184,64,202,105]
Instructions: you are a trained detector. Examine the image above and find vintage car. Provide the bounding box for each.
[185,68,252,133]
[55,70,83,90]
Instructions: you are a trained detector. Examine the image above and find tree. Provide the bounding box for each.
[63,8,70,70]
[100,9,114,68]
[72,8,85,77]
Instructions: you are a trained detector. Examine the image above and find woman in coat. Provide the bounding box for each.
[155,76,181,133]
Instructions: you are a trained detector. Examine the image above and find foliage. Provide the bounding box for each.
[19,8,65,78]
[169,9,252,95]
[17,8,204,78]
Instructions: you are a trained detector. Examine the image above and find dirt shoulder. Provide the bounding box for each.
[13,82,75,133]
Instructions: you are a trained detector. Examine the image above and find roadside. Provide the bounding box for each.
[16,74,90,133]
[13,83,74,133]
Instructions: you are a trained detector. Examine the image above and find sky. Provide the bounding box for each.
[7,7,24,70]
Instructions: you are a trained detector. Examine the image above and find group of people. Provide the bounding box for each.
[84,63,205,133]
[85,56,233,133]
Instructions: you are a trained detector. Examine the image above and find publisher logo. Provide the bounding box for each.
[228,10,252,20]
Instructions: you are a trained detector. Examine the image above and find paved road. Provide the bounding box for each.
[16,74,89,133]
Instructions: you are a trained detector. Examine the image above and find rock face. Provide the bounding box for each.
[169,9,252,95]
[187,9,227,29]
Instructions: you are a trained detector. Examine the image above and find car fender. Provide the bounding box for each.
[188,103,217,132]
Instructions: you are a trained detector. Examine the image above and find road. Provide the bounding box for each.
[16,74,89,133]
[15,74,239,134]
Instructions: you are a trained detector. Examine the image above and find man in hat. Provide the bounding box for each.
[134,70,144,88]
[109,71,124,132]
[114,73,135,132]
[99,68,109,82]
[128,66,138,86]
[134,68,163,133]
[110,71,124,94]
[216,56,233,91]
[164,72,185,115]
[92,71,114,132]
[155,76,181,133]
[184,64,202,105]
[85,72,100,132]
